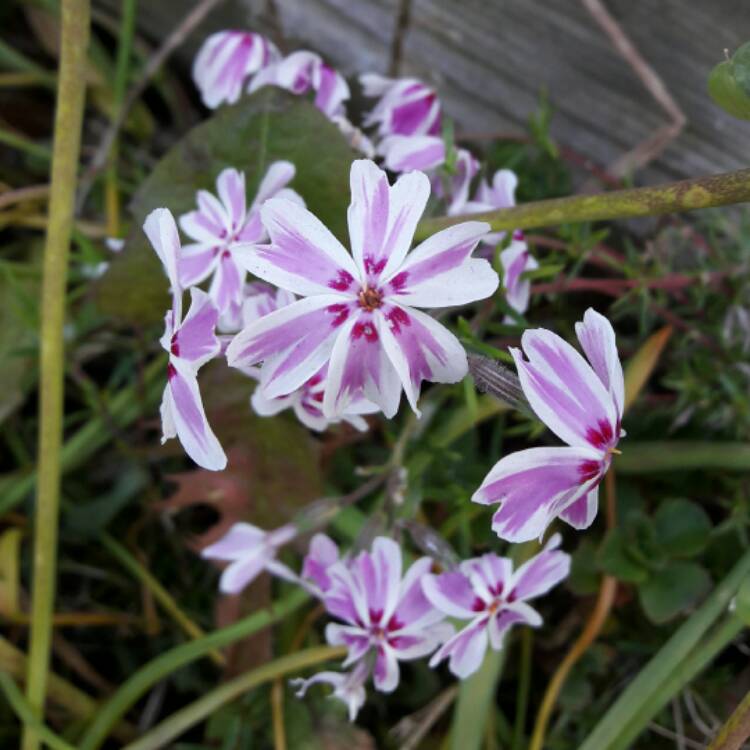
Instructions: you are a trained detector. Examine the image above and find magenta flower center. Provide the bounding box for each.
[358,286,383,311]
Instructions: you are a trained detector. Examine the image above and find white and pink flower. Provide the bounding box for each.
[249,50,350,118]
[226,159,499,419]
[144,208,227,471]
[193,31,279,109]
[201,522,298,593]
[293,537,450,718]
[291,661,368,722]
[360,74,441,137]
[179,163,302,316]
[472,309,625,542]
[301,533,340,595]
[500,233,538,319]
[423,535,570,678]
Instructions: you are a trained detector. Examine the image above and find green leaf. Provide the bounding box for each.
[569,538,603,594]
[653,498,712,559]
[638,561,711,624]
[597,528,649,583]
[708,42,750,120]
[94,89,356,325]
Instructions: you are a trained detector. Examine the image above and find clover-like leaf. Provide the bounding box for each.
[638,561,711,624]
[653,498,712,559]
[597,528,649,584]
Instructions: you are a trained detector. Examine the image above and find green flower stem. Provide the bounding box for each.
[580,548,750,750]
[615,442,750,474]
[415,167,750,239]
[23,1,90,748]
[100,533,225,667]
[607,616,743,750]
[121,645,346,750]
[0,672,77,750]
[0,127,52,162]
[78,588,309,750]
[450,648,506,750]
[0,355,165,515]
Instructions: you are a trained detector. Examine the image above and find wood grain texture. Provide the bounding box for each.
[100,0,750,184]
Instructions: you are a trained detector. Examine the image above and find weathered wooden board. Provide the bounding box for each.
[111,0,750,185]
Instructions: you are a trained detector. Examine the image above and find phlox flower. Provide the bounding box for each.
[193,31,279,109]
[226,159,499,419]
[201,522,298,593]
[472,309,625,542]
[301,533,340,595]
[293,537,451,719]
[179,163,302,315]
[423,535,570,678]
[499,233,538,319]
[291,661,368,722]
[377,135,479,216]
[144,209,227,471]
[236,284,379,431]
[249,50,349,118]
[464,168,519,244]
[360,74,441,137]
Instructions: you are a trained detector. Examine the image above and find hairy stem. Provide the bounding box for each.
[416,167,750,239]
[23,1,90,748]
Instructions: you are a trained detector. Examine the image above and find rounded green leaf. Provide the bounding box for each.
[708,43,750,120]
[93,89,357,325]
[638,561,711,624]
[597,528,650,583]
[653,498,712,559]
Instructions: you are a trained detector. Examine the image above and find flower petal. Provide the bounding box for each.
[219,554,266,593]
[472,446,603,542]
[322,311,402,419]
[422,570,478,620]
[500,238,537,315]
[513,327,619,451]
[394,557,444,629]
[461,554,513,604]
[510,534,571,601]
[201,522,265,561]
[487,608,528,650]
[175,287,221,368]
[226,296,352,397]
[167,357,227,470]
[430,617,489,679]
[326,623,371,665]
[179,243,218,287]
[575,308,625,419]
[384,221,496,307]
[240,198,359,296]
[250,160,297,211]
[208,251,245,313]
[558,487,599,531]
[348,160,430,282]
[314,64,350,117]
[377,303,468,415]
[250,386,294,417]
[388,622,452,659]
[378,134,445,173]
[302,533,340,593]
[373,644,400,693]
[366,537,403,624]
[144,208,181,302]
[216,168,247,231]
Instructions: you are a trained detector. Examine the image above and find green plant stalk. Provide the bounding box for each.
[512,629,533,750]
[0,355,165,515]
[105,0,137,236]
[0,635,136,742]
[415,167,750,239]
[580,548,750,750]
[121,645,346,750]
[450,648,506,750]
[23,1,90,748]
[605,616,743,750]
[0,672,77,750]
[0,128,52,162]
[615,442,750,474]
[78,587,309,750]
[0,39,56,87]
[100,533,225,667]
